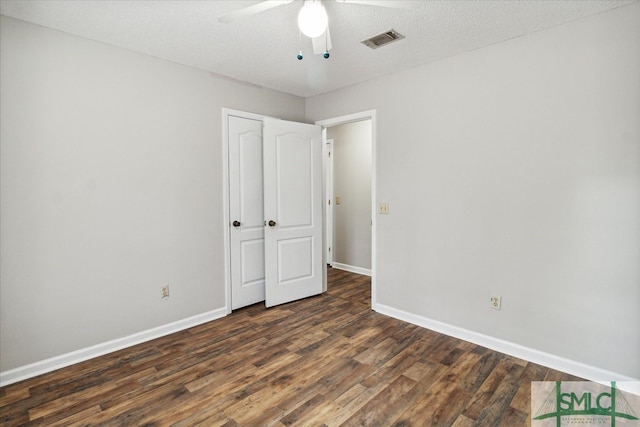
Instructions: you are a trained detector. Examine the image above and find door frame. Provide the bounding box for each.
[324,139,334,265]
[316,110,377,309]
[222,108,277,313]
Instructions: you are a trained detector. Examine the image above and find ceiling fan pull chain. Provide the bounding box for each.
[297,29,304,60]
[323,29,330,59]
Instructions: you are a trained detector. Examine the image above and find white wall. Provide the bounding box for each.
[0,16,305,373]
[327,121,372,270]
[307,4,640,378]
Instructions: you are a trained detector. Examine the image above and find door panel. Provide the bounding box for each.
[264,118,324,307]
[277,135,313,227]
[278,237,313,282]
[241,239,265,284]
[229,116,265,309]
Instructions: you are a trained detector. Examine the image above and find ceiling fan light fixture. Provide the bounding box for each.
[297,1,328,38]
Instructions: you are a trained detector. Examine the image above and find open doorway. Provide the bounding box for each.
[317,110,376,308]
[326,120,372,275]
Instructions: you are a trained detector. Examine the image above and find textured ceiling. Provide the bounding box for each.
[1,0,637,97]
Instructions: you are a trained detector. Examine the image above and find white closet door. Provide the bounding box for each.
[263,118,324,307]
[229,116,265,309]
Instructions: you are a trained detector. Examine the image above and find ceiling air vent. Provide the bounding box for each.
[361,29,405,49]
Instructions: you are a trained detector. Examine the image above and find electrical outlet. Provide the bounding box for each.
[490,296,501,310]
[378,202,389,215]
[162,285,170,299]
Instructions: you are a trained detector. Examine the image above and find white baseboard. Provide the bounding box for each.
[373,303,638,384]
[331,262,371,277]
[0,308,227,387]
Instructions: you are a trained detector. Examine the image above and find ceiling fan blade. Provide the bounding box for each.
[335,0,417,9]
[312,26,332,54]
[218,0,294,23]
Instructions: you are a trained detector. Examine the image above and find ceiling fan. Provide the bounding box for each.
[218,0,414,60]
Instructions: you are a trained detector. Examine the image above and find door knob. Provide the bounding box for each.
[232,220,241,227]
[268,220,277,227]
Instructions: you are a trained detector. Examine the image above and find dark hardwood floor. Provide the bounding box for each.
[1,268,581,426]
